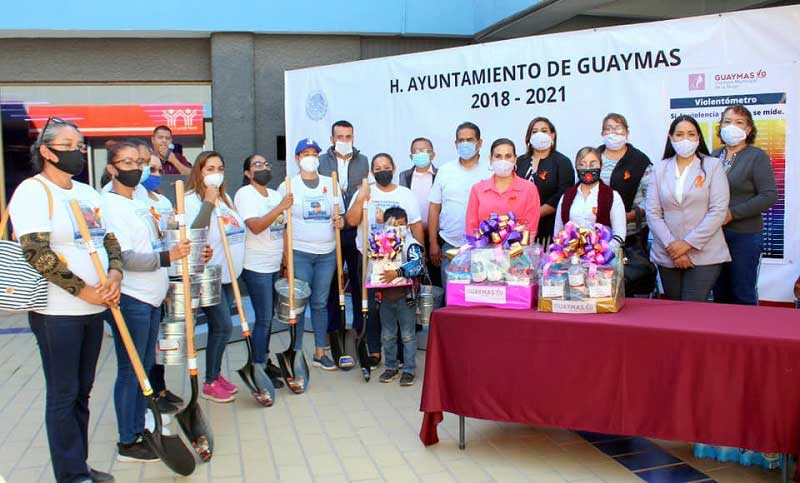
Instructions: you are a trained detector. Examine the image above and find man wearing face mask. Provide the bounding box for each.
[428,122,491,289]
[399,137,439,285]
[318,120,370,365]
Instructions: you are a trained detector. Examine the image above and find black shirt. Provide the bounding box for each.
[515,150,575,239]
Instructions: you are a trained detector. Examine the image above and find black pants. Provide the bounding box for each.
[30,311,104,483]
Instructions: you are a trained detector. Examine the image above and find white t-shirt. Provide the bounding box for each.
[234,185,285,274]
[184,191,245,284]
[144,192,175,251]
[278,175,343,255]
[100,191,169,307]
[9,175,109,316]
[102,181,148,200]
[410,169,435,226]
[348,184,422,254]
[429,160,491,246]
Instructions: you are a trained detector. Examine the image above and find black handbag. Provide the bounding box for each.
[622,225,657,297]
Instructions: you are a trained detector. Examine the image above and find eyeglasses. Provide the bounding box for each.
[40,117,88,152]
[251,161,271,169]
[602,125,626,134]
[114,157,149,169]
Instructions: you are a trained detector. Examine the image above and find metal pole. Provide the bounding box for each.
[781,454,789,483]
[459,415,465,450]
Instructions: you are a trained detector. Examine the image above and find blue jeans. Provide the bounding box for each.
[326,228,363,333]
[714,229,763,306]
[293,250,336,350]
[29,311,104,483]
[379,298,417,373]
[201,283,234,384]
[241,269,278,364]
[113,294,160,444]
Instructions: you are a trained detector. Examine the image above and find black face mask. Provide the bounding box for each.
[252,170,272,186]
[47,148,86,176]
[374,170,393,187]
[577,168,601,185]
[116,168,143,188]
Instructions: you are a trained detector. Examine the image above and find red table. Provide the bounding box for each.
[420,299,800,480]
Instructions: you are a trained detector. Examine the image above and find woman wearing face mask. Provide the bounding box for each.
[646,115,730,301]
[234,154,292,387]
[710,105,777,306]
[99,141,192,462]
[465,138,541,234]
[279,139,345,371]
[596,113,653,251]
[515,117,575,241]
[185,151,246,402]
[554,147,627,251]
[346,153,424,366]
[8,118,122,483]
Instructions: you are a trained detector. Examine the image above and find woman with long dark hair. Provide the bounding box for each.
[646,115,730,301]
[185,151,246,402]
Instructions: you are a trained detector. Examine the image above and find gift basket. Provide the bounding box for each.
[446,212,541,309]
[537,222,624,313]
[364,226,413,289]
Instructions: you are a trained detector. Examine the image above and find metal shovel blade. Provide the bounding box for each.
[175,377,214,462]
[237,337,275,406]
[143,398,197,476]
[277,324,308,394]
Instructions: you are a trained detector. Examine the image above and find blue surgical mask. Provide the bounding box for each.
[141,175,161,192]
[139,165,151,184]
[457,142,477,160]
[412,152,431,168]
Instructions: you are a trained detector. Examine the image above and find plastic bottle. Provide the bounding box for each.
[568,255,585,300]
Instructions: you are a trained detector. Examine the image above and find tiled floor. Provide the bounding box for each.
[0,311,787,483]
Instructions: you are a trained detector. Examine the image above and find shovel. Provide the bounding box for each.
[68,200,196,476]
[330,172,353,370]
[276,176,310,394]
[173,181,214,462]
[358,195,371,382]
[214,201,275,407]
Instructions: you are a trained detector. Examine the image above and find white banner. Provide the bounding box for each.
[285,6,800,302]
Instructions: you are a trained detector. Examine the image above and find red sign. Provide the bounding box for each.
[26,104,205,137]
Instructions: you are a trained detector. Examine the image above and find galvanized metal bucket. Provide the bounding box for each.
[166,228,208,277]
[156,320,186,365]
[416,285,444,326]
[273,278,311,324]
[198,265,222,307]
[164,278,201,321]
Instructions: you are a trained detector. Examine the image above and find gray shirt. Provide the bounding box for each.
[712,145,777,234]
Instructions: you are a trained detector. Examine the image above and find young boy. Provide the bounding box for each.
[377,206,425,386]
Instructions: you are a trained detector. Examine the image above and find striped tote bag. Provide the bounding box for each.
[0,178,52,312]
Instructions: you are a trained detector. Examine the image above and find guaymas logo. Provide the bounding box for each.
[714,69,767,82]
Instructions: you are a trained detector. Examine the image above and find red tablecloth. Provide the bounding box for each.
[420,299,800,456]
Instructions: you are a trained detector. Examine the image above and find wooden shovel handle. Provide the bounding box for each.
[175,181,198,373]
[214,200,249,335]
[331,172,345,306]
[361,191,368,311]
[69,199,153,396]
[285,177,296,323]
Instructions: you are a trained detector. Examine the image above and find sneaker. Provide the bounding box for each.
[117,438,159,463]
[266,360,283,379]
[216,374,239,394]
[338,355,355,369]
[160,389,184,404]
[399,372,415,387]
[89,468,114,482]
[379,369,400,383]
[312,355,338,371]
[202,381,235,403]
[155,396,179,414]
[368,354,382,368]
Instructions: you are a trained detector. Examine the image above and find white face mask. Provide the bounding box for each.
[671,139,700,158]
[720,125,747,147]
[335,141,353,156]
[603,133,627,151]
[529,131,553,151]
[299,156,320,173]
[492,159,515,177]
[203,173,224,188]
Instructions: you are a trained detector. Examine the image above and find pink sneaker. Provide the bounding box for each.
[202,381,234,403]
[216,374,238,394]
